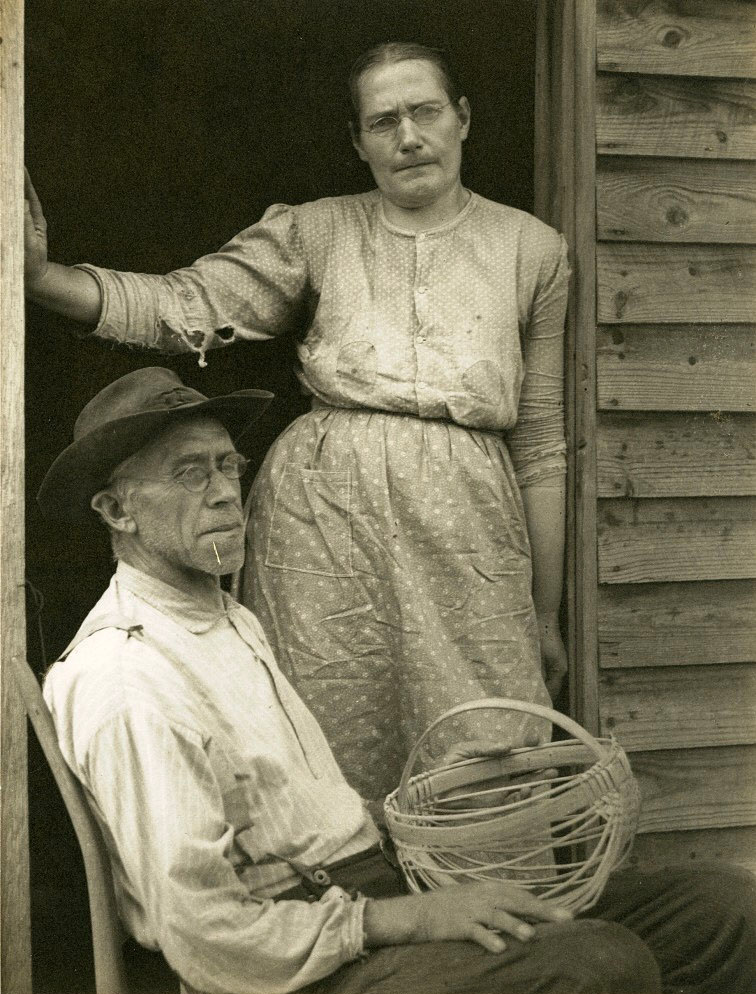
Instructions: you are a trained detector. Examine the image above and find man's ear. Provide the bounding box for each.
[457,96,471,142]
[90,488,137,534]
[349,122,369,163]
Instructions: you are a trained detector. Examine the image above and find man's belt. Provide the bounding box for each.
[274,841,402,902]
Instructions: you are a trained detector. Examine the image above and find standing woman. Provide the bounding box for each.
[26,43,568,801]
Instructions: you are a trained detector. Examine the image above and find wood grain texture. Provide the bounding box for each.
[597,324,756,412]
[598,579,756,667]
[632,745,756,832]
[597,157,756,243]
[599,663,756,750]
[597,0,756,79]
[629,826,756,874]
[597,73,756,158]
[1,0,32,988]
[558,0,578,724]
[597,496,756,583]
[598,243,756,323]
[597,411,756,497]
[572,0,601,734]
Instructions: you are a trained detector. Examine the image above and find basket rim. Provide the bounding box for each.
[385,737,636,848]
[396,697,608,811]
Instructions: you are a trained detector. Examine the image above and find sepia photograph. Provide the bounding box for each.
[2,1,755,992]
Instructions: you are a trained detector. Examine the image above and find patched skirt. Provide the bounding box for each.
[239,406,551,802]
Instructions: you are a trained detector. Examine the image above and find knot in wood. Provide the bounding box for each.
[614,289,629,319]
[666,206,688,227]
[659,26,687,49]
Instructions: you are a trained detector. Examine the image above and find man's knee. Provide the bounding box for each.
[679,860,756,908]
[642,860,756,936]
[541,920,661,994]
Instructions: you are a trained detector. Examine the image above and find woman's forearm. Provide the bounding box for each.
[26,261,102,327]
[520,476,565,618]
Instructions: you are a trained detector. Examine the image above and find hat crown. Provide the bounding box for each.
[39,367,272,523]
[74,367,208,440]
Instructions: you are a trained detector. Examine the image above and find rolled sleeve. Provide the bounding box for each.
[77,203,308,367]
[506,233,569,488]
[83,708,367,994]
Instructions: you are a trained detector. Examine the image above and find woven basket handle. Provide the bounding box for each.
[397,697,605,810]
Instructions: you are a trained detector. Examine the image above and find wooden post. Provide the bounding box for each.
[552,0,578,722]
[0,0,32,988]
[545,0,600,732]
[571,0,599,734]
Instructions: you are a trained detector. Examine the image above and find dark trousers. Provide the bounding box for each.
[296,855,756,994]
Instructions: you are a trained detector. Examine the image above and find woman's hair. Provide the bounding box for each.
[348,42,462,124]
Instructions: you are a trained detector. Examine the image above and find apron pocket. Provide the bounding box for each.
[265,465,354,577]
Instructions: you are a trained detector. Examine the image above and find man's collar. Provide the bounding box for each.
[115,561,230,634]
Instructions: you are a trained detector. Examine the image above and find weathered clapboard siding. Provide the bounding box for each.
[597,74,756,158]
[597,411,756,497]
[633,746,756,832]
[597,243,756,323]
[596,325,756,411]
[592,0,756,870]
[597,496,756,584]
[599,664,756,750]
[597,0,756,79]
[597,157,756,242]
[598,580,756,668]
[629,826,756,875]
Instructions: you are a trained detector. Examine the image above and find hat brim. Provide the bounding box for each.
[37,390,273,524]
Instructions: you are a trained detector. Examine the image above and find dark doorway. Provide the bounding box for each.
[24,2,537,989]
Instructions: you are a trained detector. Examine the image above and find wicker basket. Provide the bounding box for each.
[384,697,641,913]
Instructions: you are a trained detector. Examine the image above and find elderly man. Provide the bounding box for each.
[40,367,754,994]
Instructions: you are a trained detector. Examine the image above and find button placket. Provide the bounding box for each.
[413,234,434,415]
[414,236,431,332]
[229,609,324,779]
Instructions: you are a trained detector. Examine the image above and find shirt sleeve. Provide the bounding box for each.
[82,706,367,994]
[506,232,569,488]
[76,203,309,367]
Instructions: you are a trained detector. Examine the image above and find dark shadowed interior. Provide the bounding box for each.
[24,2,537,989]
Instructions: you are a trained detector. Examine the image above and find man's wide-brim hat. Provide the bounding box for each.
[38,366,273,524]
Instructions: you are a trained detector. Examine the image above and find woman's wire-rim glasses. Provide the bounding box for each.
[361,101,451,137]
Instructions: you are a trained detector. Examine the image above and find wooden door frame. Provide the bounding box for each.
[1,4,599,988]
[535,0,599,734]
[1,0,33,989]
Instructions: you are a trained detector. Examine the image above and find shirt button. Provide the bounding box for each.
[417,286,427,294]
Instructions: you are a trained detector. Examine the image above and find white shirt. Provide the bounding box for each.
[43,561,380,994]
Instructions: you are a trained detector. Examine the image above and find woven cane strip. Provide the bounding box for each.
[385,698,640,913]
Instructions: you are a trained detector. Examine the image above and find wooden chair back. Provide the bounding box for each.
[13,655,130,994]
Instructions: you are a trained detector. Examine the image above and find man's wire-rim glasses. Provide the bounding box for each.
[361,101,452,137]
[114,452,250,494]
[173,453,250,493]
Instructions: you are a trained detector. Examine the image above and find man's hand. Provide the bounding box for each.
[24,169,49,290]
[364,880,573,953]
[538,611,567,700]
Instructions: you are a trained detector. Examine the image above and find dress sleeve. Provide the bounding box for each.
[77,203,309,367]
[83,707,367,994]
[506,232,569,488]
